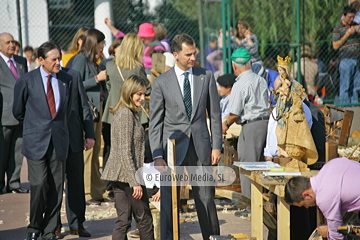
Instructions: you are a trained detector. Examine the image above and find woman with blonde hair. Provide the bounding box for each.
[62,27,89,67]
[102,33,150,127]
[101,75,154,240]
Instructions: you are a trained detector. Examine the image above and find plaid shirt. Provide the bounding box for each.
[332,21,360,60]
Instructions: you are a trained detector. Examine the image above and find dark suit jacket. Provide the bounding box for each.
[12,68,72,160]
[70,52,107,110]
[62,67,95,153]
[0,55,28,126]
[304,99,326,162]
[149,66,222,166]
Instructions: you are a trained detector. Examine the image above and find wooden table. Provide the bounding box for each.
[239,168,318,240]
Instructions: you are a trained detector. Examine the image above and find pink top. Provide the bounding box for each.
[114,30,125,38]
[310,157,360,240]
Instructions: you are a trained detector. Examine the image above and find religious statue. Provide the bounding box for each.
[274,56,318,172]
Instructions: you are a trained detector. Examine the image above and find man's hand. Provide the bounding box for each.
[151,190,160,202]
[222,121,229,135]
[211,149,221,165]
[264,156,273,162]
[84,138,95,150]
[154,158,168,173]
[317,225,328,238]
[132,185,143,199]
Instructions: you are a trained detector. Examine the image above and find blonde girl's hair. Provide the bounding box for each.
[114,33,144,70]
[110,75,148,114]
[67,27,89,53]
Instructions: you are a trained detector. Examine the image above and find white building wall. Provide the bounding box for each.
[0,0,49,55]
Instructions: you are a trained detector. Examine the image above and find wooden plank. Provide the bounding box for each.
[339,111,354,146]
[167,139,178,240]
[277,196,290,240]
[251,180,263,240]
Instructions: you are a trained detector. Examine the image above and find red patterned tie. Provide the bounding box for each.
[46,75,56,118]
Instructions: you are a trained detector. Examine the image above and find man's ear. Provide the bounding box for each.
[301,189,313,199]
[38,56,45,66]
[232,62,237,72]
[173,52,178,61]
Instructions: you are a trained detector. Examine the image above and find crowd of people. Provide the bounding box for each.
[0,2,359,240]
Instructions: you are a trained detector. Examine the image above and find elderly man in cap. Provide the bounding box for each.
[222,47,269,199]
[217,73,236,119]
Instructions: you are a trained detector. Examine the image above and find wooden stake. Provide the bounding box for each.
[167,139,179,240]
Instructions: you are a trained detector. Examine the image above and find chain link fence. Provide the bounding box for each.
[1,0,358,106]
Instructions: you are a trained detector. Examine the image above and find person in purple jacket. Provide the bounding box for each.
[285,157,360,240]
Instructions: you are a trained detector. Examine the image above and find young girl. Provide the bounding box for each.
[101,75,154,240]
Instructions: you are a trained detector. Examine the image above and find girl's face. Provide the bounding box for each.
[132,87,146,107]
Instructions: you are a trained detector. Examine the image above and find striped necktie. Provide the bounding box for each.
[183,72,192,120]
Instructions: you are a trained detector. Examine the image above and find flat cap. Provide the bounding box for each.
[217,73,236,87]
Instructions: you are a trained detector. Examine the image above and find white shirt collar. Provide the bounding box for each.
[0,52,16,65]
[174,63,193,78]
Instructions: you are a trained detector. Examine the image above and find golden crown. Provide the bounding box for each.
[277,55,291,66]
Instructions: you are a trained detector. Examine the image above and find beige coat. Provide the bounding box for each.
[101,107,145,187]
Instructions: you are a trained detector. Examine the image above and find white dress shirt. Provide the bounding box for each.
[40,66,60,112]
[174,64,194,105]
[0,51,17,69]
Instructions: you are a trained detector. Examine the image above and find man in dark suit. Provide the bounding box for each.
[0,32,28,194]
[13,41,72,240]
[54,65,95,238]
[0,89,4,193]
[149,34,222,240]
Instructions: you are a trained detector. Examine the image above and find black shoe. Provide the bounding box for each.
[27,232,39,240]
[10,187,29,193]
[47,237,57,240]
[70,228,91,237]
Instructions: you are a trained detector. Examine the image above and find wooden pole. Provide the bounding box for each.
[167,139,179,240]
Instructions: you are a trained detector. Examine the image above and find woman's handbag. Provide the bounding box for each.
[88,101,100,122]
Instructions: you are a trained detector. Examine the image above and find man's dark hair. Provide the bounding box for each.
[343,5,357,16]
[171,34,195,53]
[24,45,34,53]
[37,41,61,59]
[284,176,311,205]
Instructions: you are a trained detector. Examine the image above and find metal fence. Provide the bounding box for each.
[1,0,358,106]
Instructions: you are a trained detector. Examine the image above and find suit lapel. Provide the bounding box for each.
[14,56,25,76]
[0,56,16,81]
[191,66,205,120]
[166,68,187,118]
[34,69,52,117]
[55,71,70,117]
